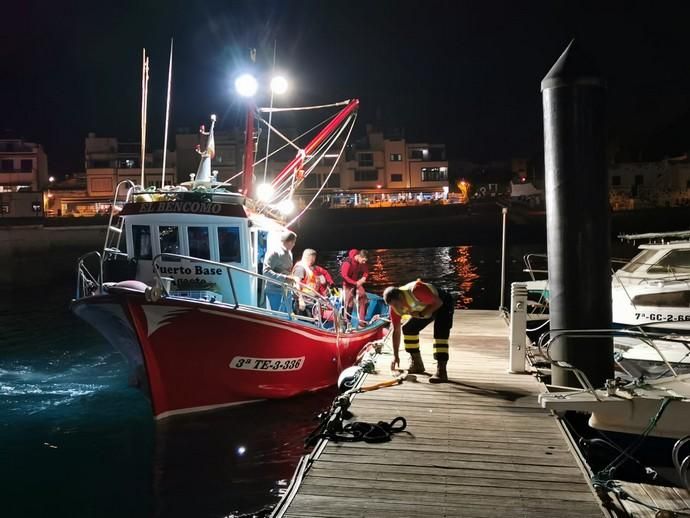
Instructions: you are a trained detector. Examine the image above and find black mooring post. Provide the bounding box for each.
[541,40,613,388]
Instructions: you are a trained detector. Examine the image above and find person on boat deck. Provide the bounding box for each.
[383,279,454,383]
[292,248,319,316]
[263,230,297,311]
[341,249,369,327]
[313,263,335,297]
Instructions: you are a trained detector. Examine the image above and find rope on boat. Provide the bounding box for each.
[588,397,690,516]
[258,100,351,113]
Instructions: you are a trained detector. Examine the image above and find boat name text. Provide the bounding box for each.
[158,265,224,276]
[138,201,223,214]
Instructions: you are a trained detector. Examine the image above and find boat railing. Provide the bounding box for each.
[537,328,690,385]
[524,254,630,281]
[76,251,102,299]
[151,253,342,331]
[523,253,548,280]
[102,179,136,261]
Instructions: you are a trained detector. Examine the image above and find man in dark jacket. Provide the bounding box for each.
[341,249,369,326]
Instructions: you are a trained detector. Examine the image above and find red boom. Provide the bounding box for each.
[271,99,360,187]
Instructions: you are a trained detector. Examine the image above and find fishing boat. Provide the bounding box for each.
[71,57,388,419]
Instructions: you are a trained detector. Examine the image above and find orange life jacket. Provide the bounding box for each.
[293,260,318,294]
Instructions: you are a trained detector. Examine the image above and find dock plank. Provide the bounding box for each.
[280,310,606,517]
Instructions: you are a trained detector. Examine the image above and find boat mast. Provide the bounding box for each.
[241,49,258,197]
[262,40,277,184]
[140,49,150,187]
[242,105,256,196]
[161,39,173,189]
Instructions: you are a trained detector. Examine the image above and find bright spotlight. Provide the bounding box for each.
[48,176,55,183]
[235,73,258,97]
[270,76,288,95]
[256,183,275,202]
[277,199,295,215]
[237,446,246,455]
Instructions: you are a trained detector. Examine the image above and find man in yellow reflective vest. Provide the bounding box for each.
[383,280,454,383]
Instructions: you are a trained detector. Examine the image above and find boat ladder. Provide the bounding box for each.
[102,179,136,261]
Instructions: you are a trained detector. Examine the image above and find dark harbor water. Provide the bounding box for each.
[0,242,637,518]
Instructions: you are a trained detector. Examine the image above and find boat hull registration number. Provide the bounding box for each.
[229,356,305,371]
[635,313,690,322]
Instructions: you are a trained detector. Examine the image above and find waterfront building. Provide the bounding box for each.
[0,139,50,217]
[0,139,49,192]
[293,124,450,207]
[609,157,690,210]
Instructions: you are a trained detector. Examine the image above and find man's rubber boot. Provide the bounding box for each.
[429,360,449,383]
[407,351,426,374]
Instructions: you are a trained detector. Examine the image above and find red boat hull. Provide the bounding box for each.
[72,294,385,418]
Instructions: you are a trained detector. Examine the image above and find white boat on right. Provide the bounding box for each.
[612,230,690,332]
[522,230,690,370]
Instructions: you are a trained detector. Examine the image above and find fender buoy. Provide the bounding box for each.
[338,366,362,393]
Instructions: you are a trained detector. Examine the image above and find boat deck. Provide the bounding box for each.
[279,310,608,517]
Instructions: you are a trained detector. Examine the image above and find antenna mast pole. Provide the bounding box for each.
[161,39,174,188]
[262,40,277,184]
[140,49,150,187]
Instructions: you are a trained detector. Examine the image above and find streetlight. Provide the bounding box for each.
[270,76,288,95]
[235,73,258,98]
[48,176,55,183]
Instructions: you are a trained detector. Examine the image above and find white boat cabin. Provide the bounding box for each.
[117,195,287,307]
[616,242,690,281]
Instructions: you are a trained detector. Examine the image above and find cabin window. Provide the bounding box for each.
[648,250,690,274]
[621,249,657,274]
[187,226,210,260]
[159,225,180,260]
[132,225,152,260]
[632,290,690,308]
[218,226,241,263]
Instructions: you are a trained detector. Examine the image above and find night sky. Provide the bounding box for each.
[4,0,690,173]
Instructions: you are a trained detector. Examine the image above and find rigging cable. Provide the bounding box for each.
[286,113,357,227]
[218,111,339,187]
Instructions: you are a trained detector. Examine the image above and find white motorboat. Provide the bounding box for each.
[612,231,690,332]
[521,231,690,368]
[537,329,690,440]
[539,373,690,439]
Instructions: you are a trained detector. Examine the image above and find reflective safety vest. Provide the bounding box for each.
[294,260,318,294]
[392,279,438,317]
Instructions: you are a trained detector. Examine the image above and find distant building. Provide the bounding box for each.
[0,139,49,192]
[84,133,176,199]
[0,139,49,217]
[609,158,690,209]
[291,125,449,207]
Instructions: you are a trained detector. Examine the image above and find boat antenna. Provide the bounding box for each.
[140,48,150,187]
[161,39,174,189]
[262,40,277,184]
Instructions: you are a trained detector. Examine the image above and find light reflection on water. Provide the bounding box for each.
[321,245,508,309]
[0,244,534,517]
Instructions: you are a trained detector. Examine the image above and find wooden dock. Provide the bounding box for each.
[278,310,608,517]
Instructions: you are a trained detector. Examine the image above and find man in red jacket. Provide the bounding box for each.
[341,249,369,326]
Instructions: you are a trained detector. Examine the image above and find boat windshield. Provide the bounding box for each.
[647,249,690,275]
[621,249,658,274]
